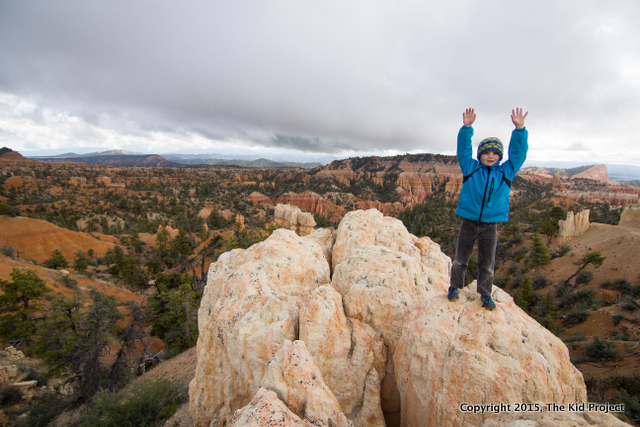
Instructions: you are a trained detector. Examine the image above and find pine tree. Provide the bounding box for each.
[43,249,68,269]
[0,269,52,342]
[527,233,550,270]
[567,251,606,289]
[35,290,122,400]
[73,250,89,273]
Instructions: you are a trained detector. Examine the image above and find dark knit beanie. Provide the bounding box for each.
[477,137,504,161]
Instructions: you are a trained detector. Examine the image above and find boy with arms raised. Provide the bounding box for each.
[447,108,529,310]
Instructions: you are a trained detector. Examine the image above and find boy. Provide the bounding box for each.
[447,108,529,310]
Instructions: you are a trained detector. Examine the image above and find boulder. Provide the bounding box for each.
[332,209,422,270]
[394,286,588,427]
[275,204,316,236]
[259,340,352,427]
[189,229,330,426]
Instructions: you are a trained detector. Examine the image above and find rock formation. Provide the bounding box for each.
[278,191,344,221]
[190,209,610,427]
[189,229,331,425]
[619,201,640,228]
[314,156,462,205]
[394,286,587,427]
[558,209,590,242]
[247,191,274,206]
[274,204,316,236]
[560,190,639,206]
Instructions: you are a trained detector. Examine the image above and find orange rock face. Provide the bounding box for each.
[248,191,274,206]
[277,191,345,221]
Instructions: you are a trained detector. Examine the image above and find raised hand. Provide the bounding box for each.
[463,108,476,127]
[511,108,529,129]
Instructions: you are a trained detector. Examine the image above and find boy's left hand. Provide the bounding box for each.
[511,108,529,129]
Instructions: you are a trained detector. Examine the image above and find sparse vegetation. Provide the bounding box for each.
[76,378,186,427]
[585,336,618,361]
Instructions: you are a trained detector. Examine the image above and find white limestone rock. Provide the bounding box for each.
[394,286,588,427]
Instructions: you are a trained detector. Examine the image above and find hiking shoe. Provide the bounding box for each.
[447,286,459,301]
[481,295,496,310]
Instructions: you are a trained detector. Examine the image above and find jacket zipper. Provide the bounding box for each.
[478,167,491,222]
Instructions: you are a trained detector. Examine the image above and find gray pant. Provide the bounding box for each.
[450,218,498,296]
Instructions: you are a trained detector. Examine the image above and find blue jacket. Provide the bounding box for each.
[455,126,528,223]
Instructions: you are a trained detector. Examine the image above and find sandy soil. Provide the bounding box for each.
[0,216,118,263]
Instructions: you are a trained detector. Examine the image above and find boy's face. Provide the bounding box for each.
[480,150,500,166]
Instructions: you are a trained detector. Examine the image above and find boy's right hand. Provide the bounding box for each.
[463,108,476,127]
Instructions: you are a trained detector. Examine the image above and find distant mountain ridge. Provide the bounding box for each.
[35,149,143,158]
[163,154,322,169]
[13,147,640,180]
[28,150,322,169]
[32,153,183,167]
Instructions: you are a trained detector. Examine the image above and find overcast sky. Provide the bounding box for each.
[1,1,639,165]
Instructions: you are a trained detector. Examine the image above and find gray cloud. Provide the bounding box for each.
[1,1,639,164]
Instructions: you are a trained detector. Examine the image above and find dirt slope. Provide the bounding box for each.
[0,216,118,263]
[545,222,640,286]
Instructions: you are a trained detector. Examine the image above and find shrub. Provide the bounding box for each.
[0,245,16,258]
[611,314,625,326]
[585,336,618,361]
[537,313,559,335]
[558,289,596,309]
[0,202,19,217]
[77,378,186,427]
[621,298,639,312]
[550,243,572,259]
[512,246,528,263]
[493,274,509,288]
[0,386,22,407]
[613,391,640,425]
[532,271,551,289]
[562,332,588,343]
[609,373,640,398]
[57,274,79,291]
[14,393,73,427]
[609,373,640,422]
[563,303,590,327]
[612,278,632,295]
[575,270,594,285]
[555,280,571,299]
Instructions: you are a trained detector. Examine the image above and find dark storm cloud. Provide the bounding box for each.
[267,135,354,154]
[0,1,639,163]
